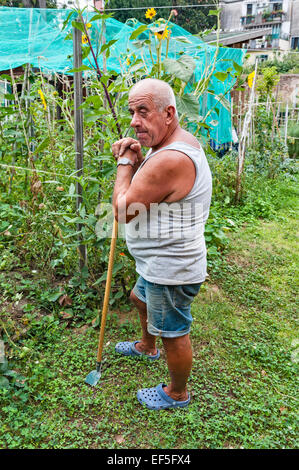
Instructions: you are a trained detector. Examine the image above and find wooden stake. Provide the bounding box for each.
[285,103,289,146]
[73,21,87,270]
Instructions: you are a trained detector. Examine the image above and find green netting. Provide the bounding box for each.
[0,6,247,145]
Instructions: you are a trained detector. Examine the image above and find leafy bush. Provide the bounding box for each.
[259,52,299,75]
[287,124,299,158]
[244,52,299,75]
[0,357,26,391]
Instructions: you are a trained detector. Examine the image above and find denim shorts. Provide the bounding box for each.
[133,276,202,338]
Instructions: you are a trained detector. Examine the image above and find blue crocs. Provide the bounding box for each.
[115,341,160,360]
[137,383,191,410]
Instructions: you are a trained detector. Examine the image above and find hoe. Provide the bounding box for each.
[85,218,118,386]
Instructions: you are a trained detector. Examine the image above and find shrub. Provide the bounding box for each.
[287,124,299,158]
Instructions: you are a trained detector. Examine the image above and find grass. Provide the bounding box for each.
[0,179,298,449]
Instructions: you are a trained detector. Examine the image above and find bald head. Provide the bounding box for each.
[129,78,178,117]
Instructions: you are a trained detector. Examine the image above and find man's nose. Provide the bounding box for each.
[130,113,140,128]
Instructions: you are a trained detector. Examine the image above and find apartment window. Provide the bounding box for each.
[247,4,253,15]
[291,37,299,50]
[272,3,282,11]
[259,55,269,62]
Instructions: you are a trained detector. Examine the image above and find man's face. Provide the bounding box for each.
[128,91,168,148]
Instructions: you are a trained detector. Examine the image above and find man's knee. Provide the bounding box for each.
[162,334,191,352]
[130,290,138,304]
[130,290,146,312]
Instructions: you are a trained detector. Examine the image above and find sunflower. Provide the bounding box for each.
[155,26,169,40]
[38,89,47,110]
[145,8,156,20]
[82,34,89,44]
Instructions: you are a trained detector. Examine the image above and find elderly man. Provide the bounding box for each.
[111,78,212,410]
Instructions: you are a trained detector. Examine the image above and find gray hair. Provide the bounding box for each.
[130,78,178,117]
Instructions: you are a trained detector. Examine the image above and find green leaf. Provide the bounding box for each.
[113,290,123,300]
[208,9,221,16]
[68,183,76,196]
[129,25,148,40]
[197,121,211,130]
[68,65,91,73]
[93,272,107,284]
[0,358,8,373]
[62,11,75,30]
[82,46,91,60]
[233,61,243,74]
[174,36,192,44]
[89,13,113,22]
[128,62,146,74]
[0,74,12,82]
[0,376,10,389]
[47,291,62,302]
[176,93,199,120]
[100,39,118,55]
[112,262,123,274]
[92,315,100,328]
[82,95,103,109]
[71,20,85,33]
[163,55,196,83]
[131,39,147,50]
[214,72,228,82]
[35,136,50,154]
[3,369,17,377]
[213,94,231,111]
[207,245,218,256]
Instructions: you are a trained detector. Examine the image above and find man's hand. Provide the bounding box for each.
[118,147,139,166]
[112,137,143,164]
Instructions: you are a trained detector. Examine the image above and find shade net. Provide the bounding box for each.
[0,7,247,145]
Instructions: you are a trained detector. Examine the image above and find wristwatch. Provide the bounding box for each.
[117,157,134,167]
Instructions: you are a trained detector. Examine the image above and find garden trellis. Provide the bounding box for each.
[0,6,246,146]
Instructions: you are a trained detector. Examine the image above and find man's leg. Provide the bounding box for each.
[161,334,192,402]
[130,291,158,356]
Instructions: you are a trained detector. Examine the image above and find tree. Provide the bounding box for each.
[0,0,57,7]
[106,0,216,34]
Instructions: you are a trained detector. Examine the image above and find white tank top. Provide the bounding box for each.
[125,141,212,285]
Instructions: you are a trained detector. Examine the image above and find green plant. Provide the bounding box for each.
[0,356,26,391]
[0,4,245,314]
[287,124,299,158]
[256,66,280,98]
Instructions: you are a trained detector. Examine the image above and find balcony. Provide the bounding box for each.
[241,11,286,28]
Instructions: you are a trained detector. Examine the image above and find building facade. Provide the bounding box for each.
[220,0,299,50]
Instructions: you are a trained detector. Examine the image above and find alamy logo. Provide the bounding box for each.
[95,200,205,240]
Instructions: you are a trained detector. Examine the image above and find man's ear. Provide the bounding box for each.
[165,105,176,124]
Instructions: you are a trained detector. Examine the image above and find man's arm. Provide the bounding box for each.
[112,148,196,224]
[112,151,136,223]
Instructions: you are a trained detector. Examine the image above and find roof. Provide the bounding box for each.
[201,28,272,45]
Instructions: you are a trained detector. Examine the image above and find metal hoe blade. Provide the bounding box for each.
[85,362,102,387]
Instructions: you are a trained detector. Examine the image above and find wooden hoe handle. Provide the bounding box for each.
[96,218,118,363]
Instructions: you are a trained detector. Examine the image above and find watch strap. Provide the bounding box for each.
[117,157,134,167]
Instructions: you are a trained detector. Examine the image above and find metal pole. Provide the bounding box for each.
[73,21,87,270]
[284,102,289,146]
